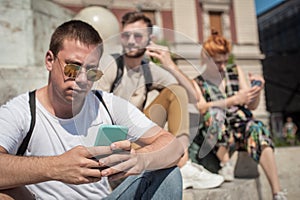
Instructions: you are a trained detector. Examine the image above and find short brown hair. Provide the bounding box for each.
[203,29,231,57]
[49,20,103,57]
[121,11,153,35]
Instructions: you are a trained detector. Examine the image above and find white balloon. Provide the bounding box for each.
[74,6,120,41]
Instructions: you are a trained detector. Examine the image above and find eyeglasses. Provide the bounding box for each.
[57,57,103,82]
[121,31,144,42]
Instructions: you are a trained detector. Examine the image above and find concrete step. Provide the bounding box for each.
[183,178,260,200]
[182,146,300,200]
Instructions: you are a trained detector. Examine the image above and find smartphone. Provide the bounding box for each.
[94,125,128,146]
[251,80,262,87]
[92,125,128,170]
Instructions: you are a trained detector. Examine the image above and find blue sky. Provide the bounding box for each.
[255,0,284,15]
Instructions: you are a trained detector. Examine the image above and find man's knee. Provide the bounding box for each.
[163,84,188,102]
[149,167,182,199]
[168,166,182,184]
[152,166,182,188]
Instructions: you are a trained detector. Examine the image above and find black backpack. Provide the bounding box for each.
[16,90,114,156]
[110,54,153,109]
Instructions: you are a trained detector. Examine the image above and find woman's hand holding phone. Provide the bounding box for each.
[251,80,262,87]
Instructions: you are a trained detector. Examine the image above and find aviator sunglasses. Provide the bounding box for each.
[121,31,144,42]
[56,57,103,82]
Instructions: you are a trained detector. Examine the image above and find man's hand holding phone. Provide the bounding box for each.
[99,140,141,181]
[92,125,140,180]
[146,41,175,69]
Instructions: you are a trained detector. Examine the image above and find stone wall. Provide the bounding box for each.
[0,0,73,105]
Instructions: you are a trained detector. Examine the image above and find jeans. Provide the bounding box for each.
[104,167,182,200]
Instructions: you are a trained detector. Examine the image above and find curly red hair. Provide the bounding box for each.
[203,29,231,57]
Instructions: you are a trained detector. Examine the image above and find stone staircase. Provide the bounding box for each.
[183,178,261,200]
[182,149,269,200]
[182,146,300,200]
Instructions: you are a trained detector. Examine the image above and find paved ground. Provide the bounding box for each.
[183,146,300,200]
[257,146,300,200]
[187,112,300,199]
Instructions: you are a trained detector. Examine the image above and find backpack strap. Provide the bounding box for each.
[110,53,124,93]
[17,90,36,156]
[93,90,115,125]
[141,59,153,91]
[141,59,153,109]
[110,54,153,109]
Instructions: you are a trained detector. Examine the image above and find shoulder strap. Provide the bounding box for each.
[110,53,124,93]
[17,90,36,155]
[93,90,115,125]
[141,59,153,92]
[141,59,153,109]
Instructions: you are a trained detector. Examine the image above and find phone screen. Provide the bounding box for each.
[251,80,262,87]
[92,125,128,169]
[94,125,128,146]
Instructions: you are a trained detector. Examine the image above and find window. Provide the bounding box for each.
[209,11,222,35]
[142,10,156,24]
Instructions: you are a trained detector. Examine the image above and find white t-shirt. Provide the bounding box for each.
[0,91,156,199]
[96,54,178,110]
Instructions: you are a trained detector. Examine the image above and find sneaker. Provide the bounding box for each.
[218,162,234,182]
[180,160,224,189]
[273,190,288,200]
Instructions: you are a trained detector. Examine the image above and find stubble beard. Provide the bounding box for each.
[123,48,146,58]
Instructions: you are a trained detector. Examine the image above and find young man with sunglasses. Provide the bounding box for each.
[97,11,193,167]
[0,20,184,199]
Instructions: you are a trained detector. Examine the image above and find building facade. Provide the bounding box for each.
[0,0,267,122]
[257,0,300,136]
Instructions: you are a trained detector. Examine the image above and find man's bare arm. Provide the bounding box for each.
[0,145,105,189]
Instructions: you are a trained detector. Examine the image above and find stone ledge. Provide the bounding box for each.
[183,178,260,200]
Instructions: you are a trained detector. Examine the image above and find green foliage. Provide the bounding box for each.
[273,136,299,147]
[228,54,235,64]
